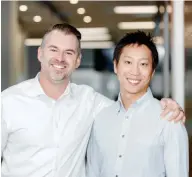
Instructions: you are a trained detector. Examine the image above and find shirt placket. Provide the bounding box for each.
[51,100,61,177]
[114,108,135,177]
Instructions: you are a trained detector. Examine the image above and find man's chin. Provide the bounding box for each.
[124,88,142,95]
[50,76,66,84]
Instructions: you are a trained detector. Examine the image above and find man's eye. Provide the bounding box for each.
[66,52,73,55]
[50,49,57,52]
[141,63,148,66]
[125,61,131,64]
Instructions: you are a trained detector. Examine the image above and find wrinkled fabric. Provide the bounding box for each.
[1,74,113,177]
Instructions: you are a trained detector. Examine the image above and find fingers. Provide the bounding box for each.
[160,98,186,123]
[161,107,186,123]
[168,108,181,122]
[175,107,186,124]
[160,98,168,110]
[160,106,170,118]
[182,115,186,124]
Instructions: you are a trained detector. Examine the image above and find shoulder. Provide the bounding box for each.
[70,83,96,97]
[94,101,117,124]
[145,97,175,125]
[163,119,188,137]
[149,98,187,135]
[98,101,117,114]
[147,97,162,112]
[70,83,113,106]
[140,97,162,121]
[2,79,34,103]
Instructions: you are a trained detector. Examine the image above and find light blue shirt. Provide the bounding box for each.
[86,88,189,177]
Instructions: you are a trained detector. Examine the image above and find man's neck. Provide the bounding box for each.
[120,89,147,110]
[39,73,69,100]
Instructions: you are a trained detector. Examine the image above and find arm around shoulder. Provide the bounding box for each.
[93,93,113,119]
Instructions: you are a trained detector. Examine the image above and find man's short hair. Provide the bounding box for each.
[113,31,159,70]
[41,23,81,54]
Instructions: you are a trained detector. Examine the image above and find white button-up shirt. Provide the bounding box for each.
[1,75,113,177]
[86,89,189,177]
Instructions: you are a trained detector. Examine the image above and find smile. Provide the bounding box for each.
[52,64,66,69]
[127,79,140,84]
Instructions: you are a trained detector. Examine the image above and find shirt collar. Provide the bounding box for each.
[116,88,153,113]
[26,73,71,98]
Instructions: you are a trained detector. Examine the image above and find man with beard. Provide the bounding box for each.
[1,23,186,177]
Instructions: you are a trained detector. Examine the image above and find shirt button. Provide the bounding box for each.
[122,135,125,138]
[119,155,122,158]
[126,116,129,119]
[115,175,118,177]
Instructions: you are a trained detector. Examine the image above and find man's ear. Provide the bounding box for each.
[37,47,42,62]
[75,54,82,69]
[113,60,117,74]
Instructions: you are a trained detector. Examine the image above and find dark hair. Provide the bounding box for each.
[113,31,159,70]
[41,23,81,54]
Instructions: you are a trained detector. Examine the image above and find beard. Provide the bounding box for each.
[49,69,69,83]
[40,58,72,84]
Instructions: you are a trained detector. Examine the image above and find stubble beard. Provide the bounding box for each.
[49,70,70,84]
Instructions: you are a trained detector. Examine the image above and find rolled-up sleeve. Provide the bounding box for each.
[86,123,102,177]
[163,121,189,177]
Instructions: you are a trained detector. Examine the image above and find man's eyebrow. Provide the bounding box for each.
[65,49,76,53]
[124,55,133,59]
[48,45,58,49]
[124,55,149,60]
[47,46,76,54]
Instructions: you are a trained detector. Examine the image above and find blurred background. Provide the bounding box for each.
[1,0,192,174]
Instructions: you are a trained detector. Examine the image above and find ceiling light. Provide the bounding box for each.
[24,36,112,46]
[159,5,172,14]
[81,34,111,41]
[118,21,155,30]
[167,5,172,13]
[81,41,114,49]
[19,5,28,12]
[114,5,158,14]
[159,6,165,13]
[70,0,78,4]
[25,39,42,46]
[83,16,92,23]
[77,27,109,35]
[77,8,86,15]
[33,16,42,23]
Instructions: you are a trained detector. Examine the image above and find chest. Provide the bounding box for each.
[96,110,165,157]
[5,96,94,147]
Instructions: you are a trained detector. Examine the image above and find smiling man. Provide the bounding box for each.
[86,31,189,177]
[1,24,187,177]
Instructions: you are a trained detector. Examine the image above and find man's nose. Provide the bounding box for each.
[57,52,65,61]
[130,64,140,75]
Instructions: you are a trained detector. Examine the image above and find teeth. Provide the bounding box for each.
[53,65,64,69]
[128,79,140,84]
